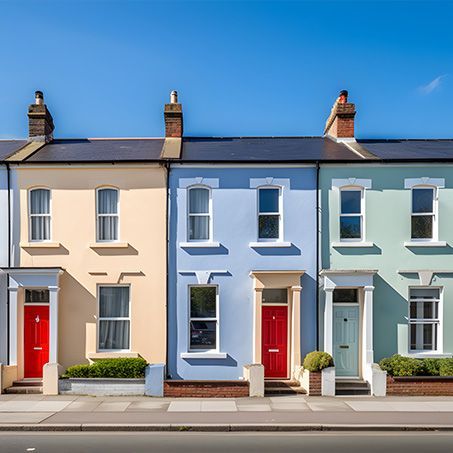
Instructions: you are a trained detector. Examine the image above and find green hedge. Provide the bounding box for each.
[379,355,453,377]
[303,351,334,372]
[64,358,148,379]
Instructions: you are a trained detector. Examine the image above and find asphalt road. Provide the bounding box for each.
[1,432,453,453]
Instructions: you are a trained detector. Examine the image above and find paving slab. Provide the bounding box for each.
[270,403,311,412]
[236,404,272,412]
[200,401,237,412]
[126,402,170,411]
[62,401,102,412]
[94,402,131,412]
[168,401,202,412]
[0,412,54,423]
[0,401,72,412]
[307,401,352,412]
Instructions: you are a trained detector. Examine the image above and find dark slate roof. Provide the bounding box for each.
[181,137,363,162]
[358,139,453,160]
[0,140,27,160]
[24,139,164,162]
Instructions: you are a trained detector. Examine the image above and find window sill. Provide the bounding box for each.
[20,242,61,248]
[404,241,447,248]
[87,352,139,360]
[89,242,130,249]
[404,352,451,359]
[179,241,221,248]
[332,241,374,248]
[180,352,227,359]
[249,241,292,248]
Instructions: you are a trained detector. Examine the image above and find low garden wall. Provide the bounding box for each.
[387,375,453,396]
[164,380,249,398]
[59,378,146,396]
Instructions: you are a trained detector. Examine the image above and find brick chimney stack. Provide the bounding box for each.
[324,90,356,140]
[28,91,54,142]
[164,90,183,137]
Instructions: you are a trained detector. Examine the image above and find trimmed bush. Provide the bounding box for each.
[64,358,147,379]
[303,351,334,372]
[439,359,453,377]
[423,358,441,376]
[379,355,453,377]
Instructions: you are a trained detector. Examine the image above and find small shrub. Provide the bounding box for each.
[439,359,453,376]
[378,354,423,377]
[64,358,148,379]
[423,358,441,376]
[303,351,334,372]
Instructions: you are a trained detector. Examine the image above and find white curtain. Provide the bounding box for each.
[30,189,50,241]
[189,188,209,240]
[97,189,118,241]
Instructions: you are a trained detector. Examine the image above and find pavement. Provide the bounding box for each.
[1,394,453,431]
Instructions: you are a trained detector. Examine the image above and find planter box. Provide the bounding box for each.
[387,375,453,396]
[300,370,321,396]
[59,378,145,396]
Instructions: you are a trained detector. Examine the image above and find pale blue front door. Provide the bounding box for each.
[333,305,359,377]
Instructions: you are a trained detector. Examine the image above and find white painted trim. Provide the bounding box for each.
[404,241,447,247]
[186,185,213,242]
[48,286,60,363]
[332,242,374,248]
[95,186,120,243]
[178,270,229,285]
[179,178,219,189]
[249,241,292,248]
[256,185,284,242]
[28,187,52,242]
[249,177,290,189]
[332,178,372,189]
[171,163,316,169]
[180,352,227,359]
[20,242,61,249]
[179,241,220,248]
[404,177,445,189]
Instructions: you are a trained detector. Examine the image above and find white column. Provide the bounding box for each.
[48,286,60,364]
[253,288,263,364]
[291,285,302,377]
[363,285,375,379]
[324,287,334,356]
[8,287,18,366]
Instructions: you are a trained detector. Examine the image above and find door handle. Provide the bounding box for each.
[268,349,279,353]
[33,347,43,350]
[339,345,349,349]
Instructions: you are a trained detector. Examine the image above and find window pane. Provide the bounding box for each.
[410,288,440,299]
[341,190,361,214]
[98,189,118,214]
[189,216,209,240]
[30,189,50,214]
[413,188,434,213]
[98,216,118,241]
[423,324,434,350]
[189,188,209,214]
[25,289,49,303]
[262,289,287,304]
[259,189,279,213]
[411,215,433,239]
[99,287,129,317]
[333,288,358,303]
[31,216,50,241]
[99,320,130,350]
[258,215,279,239]
[190,287,216,318]
[340,216,361,239]
[190,320,216,350]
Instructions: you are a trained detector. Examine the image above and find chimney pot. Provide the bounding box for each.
[170,90,178,104]
[35,90,44,105]
[339,90,348,104]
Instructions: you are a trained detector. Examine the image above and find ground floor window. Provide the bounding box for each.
[98,286,130,351]
[189,286,218,351]
[409,288,440,352]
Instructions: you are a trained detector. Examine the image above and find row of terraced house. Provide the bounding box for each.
[1,89,453,396]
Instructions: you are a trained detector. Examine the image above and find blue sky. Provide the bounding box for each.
[1,1,452,139]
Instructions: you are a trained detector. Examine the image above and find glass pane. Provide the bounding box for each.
[99,320,130,350]
[190,287,216,318]
[98,189,118,214]
[333,288,358,303]
[30,189,50,214]
[423,324,434,350]
[98,216,118,241]
[99,287,129,317]
[262,289,287,304]
[411,215,433,239]
[190,320,216,350]
[31,216,50,241]
[423,302,434,319]
[259,189,279,213]
[410,302,417,319]
[410,324,416,350]
[189,216,209,240]
[412,188,434,213]
[258,215,279,239]
[340,216,361,239]
[410,288,440,299]
[189,188,209,214]
[25,289,49,303]
[341,190,361,214]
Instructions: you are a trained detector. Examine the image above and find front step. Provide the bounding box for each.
[335,379,370,396]
[5,379,43,394]
[264,380,306,396]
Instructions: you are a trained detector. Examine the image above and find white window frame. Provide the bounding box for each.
[257,186,283,242]
[410,185,438,242]
[28,187,52,242]
[96,187,120,243]
[97,284,131,353]
[408,286,443,354]
[188,284,219,353]
[187,185,212,242]
[339,186,365,242]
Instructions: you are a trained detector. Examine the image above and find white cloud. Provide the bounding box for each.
[418,75,447,95]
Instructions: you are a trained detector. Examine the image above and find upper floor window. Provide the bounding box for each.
[411,187,436,241]
[97,188,119,242]
[188,187,211,241]
[409,288,441,352]
[258,187,281,241]
[340,188,363,241]
[29,188,51,241]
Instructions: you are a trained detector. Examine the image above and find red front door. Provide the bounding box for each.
[262,305,288,378]
[24,305,49,378]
